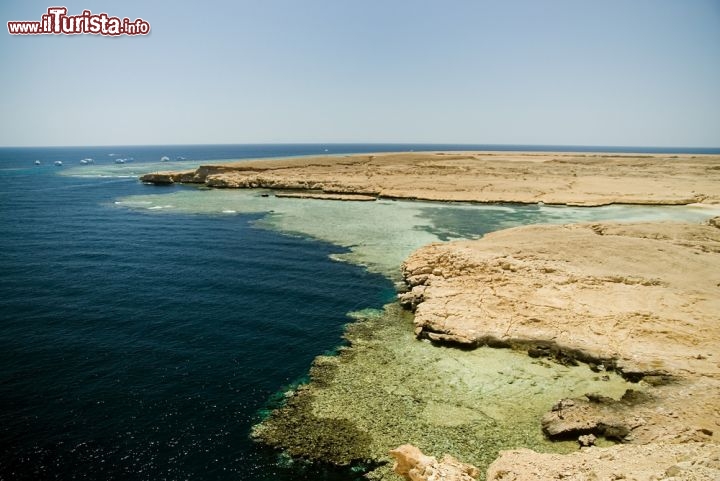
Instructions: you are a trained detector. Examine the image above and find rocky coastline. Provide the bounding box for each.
[139,151,720,206]
[396,219,720,479]
[138,152,720,480]
[250,218,720,480]
[251,304,635,480]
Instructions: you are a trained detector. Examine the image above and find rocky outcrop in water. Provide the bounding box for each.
[540,392,651,442]
[390,444,479,481]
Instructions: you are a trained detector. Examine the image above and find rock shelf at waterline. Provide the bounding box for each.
[139,151,720,207]
[251,304,636,480]
[254,218,720,480]
[398,219,720,480]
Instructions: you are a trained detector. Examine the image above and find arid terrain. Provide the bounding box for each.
[140,151,720,206]
[400,219,720,480]
[141,152,720,480]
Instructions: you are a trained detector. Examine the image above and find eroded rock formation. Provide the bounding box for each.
[390,444,479,481]
[400,221,720,382]
[400,220,720,478]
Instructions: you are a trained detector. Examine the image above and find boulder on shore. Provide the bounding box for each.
[390,444,479,481]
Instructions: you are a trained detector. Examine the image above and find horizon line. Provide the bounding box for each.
[1,142,719,150]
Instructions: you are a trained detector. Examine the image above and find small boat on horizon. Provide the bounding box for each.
[34,160,41,165]
[54,161,63,166]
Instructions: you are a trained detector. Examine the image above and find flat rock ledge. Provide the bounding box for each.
[399,220,720,380]
[486,442,720,481]
[393,442,720,481]
[399,219,720,479]
[139,151,720,206]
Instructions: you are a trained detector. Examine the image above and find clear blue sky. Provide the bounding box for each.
[1,0,719,147]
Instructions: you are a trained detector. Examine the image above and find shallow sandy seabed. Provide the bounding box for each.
[252,305,640,480]
[116,188,719,280]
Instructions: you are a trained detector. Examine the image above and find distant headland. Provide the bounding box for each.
[140,151,720,207]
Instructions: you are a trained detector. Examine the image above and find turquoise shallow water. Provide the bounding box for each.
[1,144,718,481]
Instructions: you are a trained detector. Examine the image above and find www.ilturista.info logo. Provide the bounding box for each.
[7,7,150,36]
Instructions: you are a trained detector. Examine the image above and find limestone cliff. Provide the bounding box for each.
[400,221,720,382]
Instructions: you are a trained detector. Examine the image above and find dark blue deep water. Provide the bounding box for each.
[0,145,402,481]
[1,144,718,481]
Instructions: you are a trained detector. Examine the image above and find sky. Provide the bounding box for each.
[1,0,719,147]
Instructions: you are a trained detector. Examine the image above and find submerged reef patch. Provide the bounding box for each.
[252,304,636,480]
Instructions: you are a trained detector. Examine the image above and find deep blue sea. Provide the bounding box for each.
[1,144,718,481]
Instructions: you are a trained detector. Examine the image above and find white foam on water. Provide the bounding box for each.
[60,161,206,179]
[115,200,152,206]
